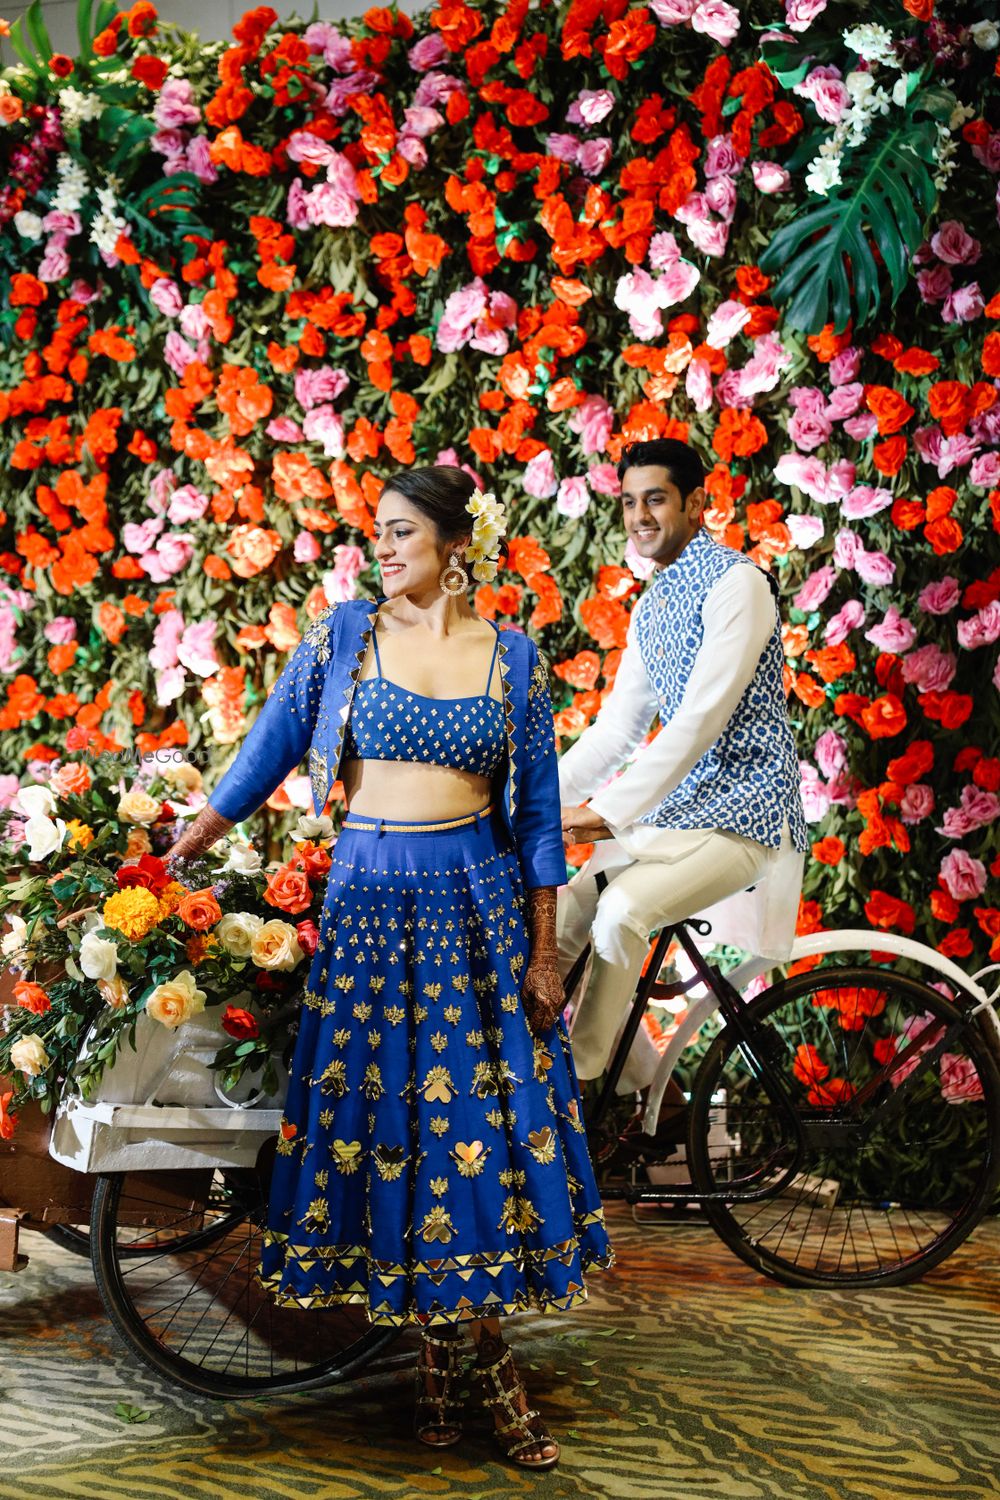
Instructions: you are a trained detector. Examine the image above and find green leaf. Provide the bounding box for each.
[760,117,939,333]
[114,1402,152,1424]
[5,17,47,76]
[24,0,54,63]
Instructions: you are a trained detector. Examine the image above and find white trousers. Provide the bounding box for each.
[556,828,772,1093]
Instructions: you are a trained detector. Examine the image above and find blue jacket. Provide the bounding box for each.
[207,598,567,889]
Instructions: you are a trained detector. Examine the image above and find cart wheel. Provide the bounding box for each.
[90,1144,400,1396]
[41,1222,92,1257]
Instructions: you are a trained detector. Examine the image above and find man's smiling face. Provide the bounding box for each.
[620,463,706,568]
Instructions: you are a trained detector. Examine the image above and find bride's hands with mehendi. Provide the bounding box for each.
[521,886,565,1035]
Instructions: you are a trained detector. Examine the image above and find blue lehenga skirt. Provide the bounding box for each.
[256,804,614,1326]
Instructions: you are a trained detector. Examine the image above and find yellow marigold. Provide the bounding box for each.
[157,881,187,917]
[185,933,218,965]
[102,887,163,941]
[65,819,95,851]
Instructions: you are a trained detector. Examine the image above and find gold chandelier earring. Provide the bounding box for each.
[439,550,469,596]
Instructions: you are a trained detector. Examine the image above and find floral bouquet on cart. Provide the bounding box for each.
[0,752,329,1138]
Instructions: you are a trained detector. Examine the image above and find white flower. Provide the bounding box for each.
[465,488,506,575]
[15,785,57,820]
[805,154,843,196]
[970,21,998,50]
[1,914,30,961]
[290,814,334,845]
[222,842,265,875]
[14,211,43,240]
[216,911,265,959]
[891,76,909,108]
[845,70,874,100]
[80,931,120,981]
[24,814,67,861]
[843,23,896,66]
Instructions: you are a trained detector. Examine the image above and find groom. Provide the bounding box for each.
[557,438,808,1100]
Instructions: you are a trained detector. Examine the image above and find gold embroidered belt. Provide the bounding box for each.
[343,804,494,834]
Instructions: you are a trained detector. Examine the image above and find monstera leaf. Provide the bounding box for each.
[760,115,941,335]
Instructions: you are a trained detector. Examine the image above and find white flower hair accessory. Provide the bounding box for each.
[464,487,507,583]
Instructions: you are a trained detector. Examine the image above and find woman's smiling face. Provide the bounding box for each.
[373,491,452,597]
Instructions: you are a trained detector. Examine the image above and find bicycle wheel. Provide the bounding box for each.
[90,1144,399,1396]
[687,966,1000,1288]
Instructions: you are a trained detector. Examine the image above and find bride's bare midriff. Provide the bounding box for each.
[342,758,493,822]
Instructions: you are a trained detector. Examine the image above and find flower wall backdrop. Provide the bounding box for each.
[1,0,999,987]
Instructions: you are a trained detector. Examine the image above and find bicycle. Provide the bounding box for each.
[30,899,1000,1395]
[571,907,1000,1290]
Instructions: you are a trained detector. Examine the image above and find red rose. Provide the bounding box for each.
[118,852,171,895]
[864,890,916,936]
[221,1006,259,1040]
[296,920,320,956]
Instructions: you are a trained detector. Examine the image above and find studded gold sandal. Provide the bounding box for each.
[414,1330,466,1448]
[474,1342,560,1471]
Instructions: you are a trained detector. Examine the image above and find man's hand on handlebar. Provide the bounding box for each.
[561,804,614,846]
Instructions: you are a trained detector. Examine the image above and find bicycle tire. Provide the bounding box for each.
[687,966,1000,1289]
[90,1164,399,1396]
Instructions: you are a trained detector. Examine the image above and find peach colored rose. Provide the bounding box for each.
[10,1034,49,1076]
[118,788,162,825]
[263,866,313,916]
[176,887,223,930]
[227,525,282,579]
[50,762,92,798]
[250,920,304,972]
[125,827,153,858]
[98,975,130,1009]
[146,970,207,1029]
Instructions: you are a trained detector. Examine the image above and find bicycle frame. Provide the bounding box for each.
[575,920,809,1206]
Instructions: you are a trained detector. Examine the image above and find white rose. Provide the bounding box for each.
[16,785,57,819]
[79,930,120,980]
[250,920,304,972]
[159,761,204,794]
[14,211,43,240]
[117,788,163,825]
[1,915,30,959]
[222,843,264,876]
[289,814,334,845]
[146,970,207,1029]
[10,1034,49,1076]
[216,911,265,958]
[24,815,68,862]
[970,21,998,49]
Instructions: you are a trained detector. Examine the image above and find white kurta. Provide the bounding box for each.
[559,563,805,961]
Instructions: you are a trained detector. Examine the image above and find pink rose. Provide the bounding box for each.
[900,784,934,824]
[969,452,1000,489]
[686,359,714,412]
[573,88,615,125]
[774,452,829,503]
[940,1055,985,1104]
[588,463,620,496]
[154,77,201,130]
[784,0,827,31]
[295,366,349,409]
[826,383,864,421]
[684,218,730,257]
[302,406,345,458]
[785,513,825,549]
[814,729,847,779]
[705,298,751,348]
[691,0,740,45]
[44,617,77,645]
[579,139,612,177]
[900,643,956,693]
[939,786,1000,838]
[167,484,210,525]
[841,484,892,520]
[546,133,579,164]
[650,0,697,20]
[918,576,960,615]
[788,408,833,452]
[913,426,980,477]
[737,334,792,398]
[149,278,184,319]
[833,528,860,569]
[408,35,448,70]
[656,259,702,305]
[570,394,615,455]
[704,176,738,220]
[799,765,832,823]
[930,221,981,265]
[751,160,791,194]
[795,65,849,124]
[556,476,591,519]
[942,283,984,324]
[523,450,558,499]
[828,347,863,385]
[141,533,194,583]
[436,277,488,352]
[824,599,865,646]
[863,605,916,654]
[842,413,879,441]
[793,563,836,611]
[854,548,896,588]
[957,602,1000,649]
[648,231,682,270]
[916,264,953,304]
[704,134,743,178]
[939,849,987,902]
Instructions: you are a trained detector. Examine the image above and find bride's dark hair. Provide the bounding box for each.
[381,465,508,565]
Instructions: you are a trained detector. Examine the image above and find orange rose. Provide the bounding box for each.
[0,1092,17,1140]
[263,866,313,916]
[289,841,332,881]
[865,386,914,436]
[864,890,916,936]
[811,837,845,866]
[13,981,51,1014]
[176,887,223,930]
[226,525,282,579]
[861,694,906,740]
[49,761,92,798]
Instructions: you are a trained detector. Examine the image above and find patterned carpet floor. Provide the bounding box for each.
[1,1204,998,1500]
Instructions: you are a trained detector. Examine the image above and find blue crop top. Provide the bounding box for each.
[343,621,507,779]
